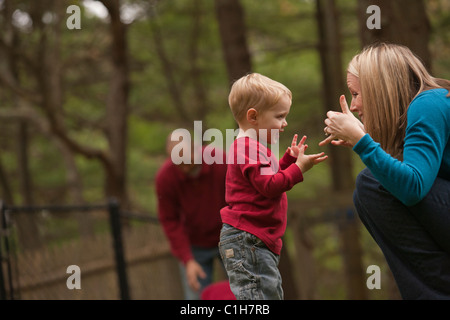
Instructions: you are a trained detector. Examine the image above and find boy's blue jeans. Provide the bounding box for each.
[354,168,450,300]
[218,223,283,300]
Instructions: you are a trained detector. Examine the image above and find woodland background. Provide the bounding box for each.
[0,0,449,300]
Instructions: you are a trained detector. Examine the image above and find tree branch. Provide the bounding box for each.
[0,105,111,165]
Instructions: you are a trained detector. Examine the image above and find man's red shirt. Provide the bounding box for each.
[155,148,227,264]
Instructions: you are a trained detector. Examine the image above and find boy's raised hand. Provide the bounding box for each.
[291,135,328,173]
[287,134,307,158]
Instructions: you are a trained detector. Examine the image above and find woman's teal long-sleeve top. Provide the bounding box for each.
[353,88,450,206]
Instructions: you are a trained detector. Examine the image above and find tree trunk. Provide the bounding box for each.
[100,0,130,208]
[0,158,14,205]
[17,121,33,205]
[215,0,297,298]
[0,0,43,250]
[316,0,367,300]
[149,8,190,125]
[357,0,432,70]
[214,0,252,84]
[188,0,209,121]
[357,0,431,300]
[316,0,355,192]
[290,213,317,300]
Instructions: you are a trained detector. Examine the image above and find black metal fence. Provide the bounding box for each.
[0,198,163,300]
[0,197,399,300]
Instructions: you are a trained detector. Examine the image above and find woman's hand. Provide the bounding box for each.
[319,95,366,148]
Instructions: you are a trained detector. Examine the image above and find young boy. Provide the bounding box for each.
[219,73,327,300]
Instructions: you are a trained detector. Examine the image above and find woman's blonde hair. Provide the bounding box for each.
[228,73,292,123]
[348,42,450,159]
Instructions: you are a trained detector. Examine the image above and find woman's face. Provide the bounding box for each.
[347,72,364,123]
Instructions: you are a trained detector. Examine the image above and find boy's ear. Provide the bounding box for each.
[246,108,258,124]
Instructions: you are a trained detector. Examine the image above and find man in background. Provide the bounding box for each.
[155,133,227,299]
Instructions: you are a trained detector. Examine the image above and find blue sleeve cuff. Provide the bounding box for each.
[352,133,373,155]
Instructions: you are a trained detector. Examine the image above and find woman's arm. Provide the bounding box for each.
[322,92,449,206]
[354,92,448,206]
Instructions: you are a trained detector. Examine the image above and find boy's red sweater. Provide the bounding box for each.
[220,137,303,255]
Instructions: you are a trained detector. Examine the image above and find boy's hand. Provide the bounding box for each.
[287,134,308,158]
[292,135,328,173]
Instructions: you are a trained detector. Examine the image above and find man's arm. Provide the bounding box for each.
[155,173,193,264]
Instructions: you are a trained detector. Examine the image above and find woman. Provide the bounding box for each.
[320,42,450,299]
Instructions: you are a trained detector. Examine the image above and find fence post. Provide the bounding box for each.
[108,198,130,300]
[0,201,6,300]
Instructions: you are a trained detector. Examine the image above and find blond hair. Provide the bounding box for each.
[348,42,450,159]
[228,73,292,123]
